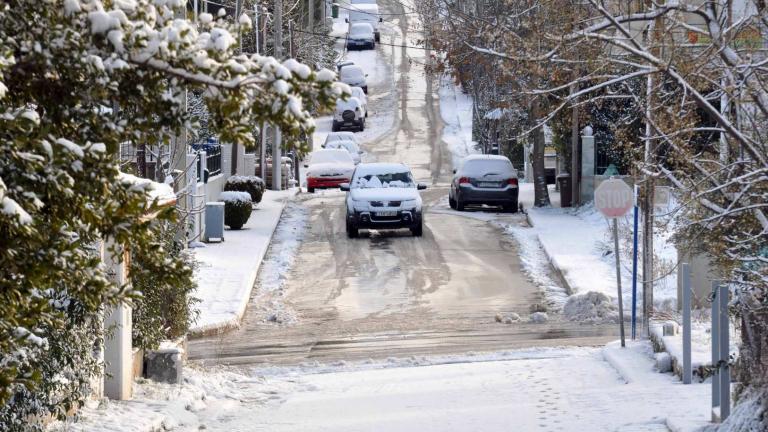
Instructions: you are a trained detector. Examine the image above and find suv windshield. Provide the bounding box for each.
[352,170,414,189]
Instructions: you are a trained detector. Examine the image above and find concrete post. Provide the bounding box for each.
[103,241,132,400]
[579,126,595,204]
[682,263,692,384]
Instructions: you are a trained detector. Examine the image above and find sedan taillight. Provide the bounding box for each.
[459,177,471,184]
[508,178,518,186]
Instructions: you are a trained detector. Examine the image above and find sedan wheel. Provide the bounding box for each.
[448,195,457,209]
[456,198,465,211]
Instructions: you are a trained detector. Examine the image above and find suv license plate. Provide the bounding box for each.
[375,211,397,217]
[478,182,499,188]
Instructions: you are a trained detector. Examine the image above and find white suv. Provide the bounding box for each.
[340,163,428,237]
[333,97,365,132]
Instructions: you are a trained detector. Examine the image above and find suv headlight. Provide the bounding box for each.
[401,199,419,210]
[350,199,369,211]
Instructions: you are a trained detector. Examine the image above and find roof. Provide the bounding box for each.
[354,162,410,175]
[462,154,511,162]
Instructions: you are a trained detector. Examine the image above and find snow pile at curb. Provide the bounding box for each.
[251,202,308,325]
[563,291,620,324]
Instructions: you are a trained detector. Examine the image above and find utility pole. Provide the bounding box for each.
[289,20,302,191]
[231,0,243,176]
[641,1,661,337]
[308,0,314,31]
[272,0,283,191]
[259,5,268,182]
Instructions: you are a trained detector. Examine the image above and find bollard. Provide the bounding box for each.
[682,263,692,384]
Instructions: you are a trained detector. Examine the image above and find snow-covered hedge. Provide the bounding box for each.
[225,175,265,203]
[221,192,253,229]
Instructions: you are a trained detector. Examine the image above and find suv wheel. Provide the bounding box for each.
[449,195,457,209]
[503,200,519,213]
[346,220,358,238]
[411,222,423,237]
[456,198,465,211]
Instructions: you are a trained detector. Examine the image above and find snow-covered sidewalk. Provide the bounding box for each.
[54,342,714,432]
[190,190,296,335]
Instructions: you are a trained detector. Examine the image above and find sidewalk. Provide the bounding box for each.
[53,341,714,432]
[190,189,296,335]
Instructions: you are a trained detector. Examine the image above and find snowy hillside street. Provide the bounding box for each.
[6,0,764,430]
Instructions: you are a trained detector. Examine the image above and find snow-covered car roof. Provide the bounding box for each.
[336,97,363,111]
[340,65,365,81]
[353,163,411,176]
[462,154,511,162]
[458,155,516,176]
[309,148,355,164]
[349,23,374,37]
[325,140,360,152]
[325,132,359,145]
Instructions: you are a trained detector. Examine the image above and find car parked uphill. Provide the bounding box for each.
[304,149,356,193]
[449,154,519,212]
[339,65,367,94]
[332,97,366,132]
[324,140,363,165]
[346,23,375,50]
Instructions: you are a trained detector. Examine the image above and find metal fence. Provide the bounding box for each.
[195,145,222,183]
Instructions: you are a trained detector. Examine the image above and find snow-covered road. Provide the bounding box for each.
[189,0,616,367]
[59,344,711,431]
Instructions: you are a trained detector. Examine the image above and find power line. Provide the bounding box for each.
[292,27,432,50]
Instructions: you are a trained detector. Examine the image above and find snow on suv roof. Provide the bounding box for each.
[463,154,510,161]
[354,162,410,176]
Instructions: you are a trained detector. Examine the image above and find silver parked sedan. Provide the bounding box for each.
[449,154,519,212]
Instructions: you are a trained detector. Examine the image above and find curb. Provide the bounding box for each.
[525,210,573,296]
[189,189,297,337]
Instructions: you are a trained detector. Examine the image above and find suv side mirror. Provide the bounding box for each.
[303,164,309,168]
[417,183,427,190]
[379,17,383,22]
[452,169,456,174]
[340,183,350,191]
[345,18,349,23]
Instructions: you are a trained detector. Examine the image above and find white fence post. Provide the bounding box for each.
[718,284,730,421]
[682,263,692,384]
[103,240,133,400]
[711,281,720,418]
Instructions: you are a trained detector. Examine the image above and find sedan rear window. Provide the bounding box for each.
[461,159,514,176]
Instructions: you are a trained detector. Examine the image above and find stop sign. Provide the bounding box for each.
[594,179,633,218]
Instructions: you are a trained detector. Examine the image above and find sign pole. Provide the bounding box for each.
[595,177,632,348]
[613,218,626,347]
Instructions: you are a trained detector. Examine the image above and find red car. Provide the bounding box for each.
[304,149,356,193]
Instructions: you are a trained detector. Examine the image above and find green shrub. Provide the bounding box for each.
[221,191,253,229]
[225,175,265,203]
[131,221,199,351]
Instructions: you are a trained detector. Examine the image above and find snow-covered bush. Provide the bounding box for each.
[221,191,253,229]
[0,0,341,427]
[225,175,266,203]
